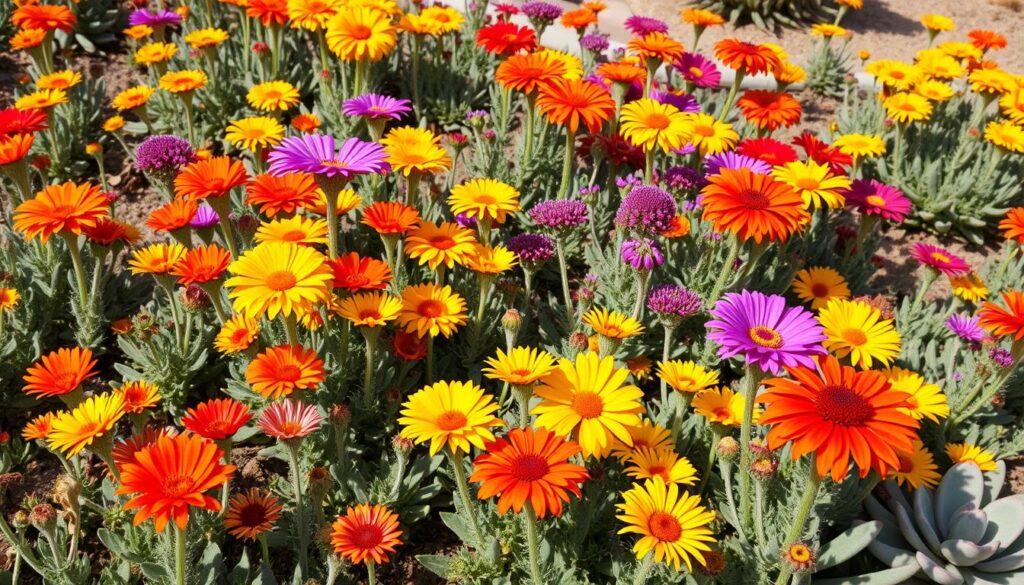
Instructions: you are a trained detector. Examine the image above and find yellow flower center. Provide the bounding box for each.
[788,544,812,562]
[840,328,867,346]
[795,177,820,191]
[930,251,950,264]
[265,270,297,291]
[435,410,467,431]
[865,195,886,207]
[647,511,682,542]
[748,325,783,349]
[689,66,704,78]
[571,391,604,418]
[641,112,671,130]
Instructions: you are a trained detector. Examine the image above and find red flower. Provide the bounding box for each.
[476,22,537,57]
[182,398,253,441]
[736,137,798,166]
[392,330,427,361]
[0,107,48,136]
[792,132,851,175]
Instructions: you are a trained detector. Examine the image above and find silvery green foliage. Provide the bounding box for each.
[691,0,834,28]
[58,0,121,53]
[805,38,853,98]
[837,90,1024,245]
[865,462,1024,584]
[32,77,106,181]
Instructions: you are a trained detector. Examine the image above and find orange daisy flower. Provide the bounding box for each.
[360,201,421,235]
[13,181,109,243]
[714,39,782,75]
[470,426,589,518]
[0,133,34,166]
[329,252,392,292]
[246,344,326,399]
[561,8,598,30]
[736,90,802,132]
[290,113,321,133]
[330,504,403,565]
[596,61,646,86]
[170,244,231,285]
[999,208,1024,243]
[225,489,284,541]
[182,398,253,441]
[405,220,478,270]
[82,217,141,247]
[111,426,179,469]
[978,291,1024,341]
[628,32,684,63]
[700,168,806,243]
[174,156,249,202]
[214,315,260,354]
[758,355,919,482]
[246,0,289,26]
[116,381,161,414]
[22,346,98,399]
[245,172,321,217]
[146,198,198,233]
[536,79,616,133]
[116,433,236,532]
[12,4,76,32]
[10,28,47,51]
[496,52,568,95]
[129,243,188,275]
[22,412,57,441]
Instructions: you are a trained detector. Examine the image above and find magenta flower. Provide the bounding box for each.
[651,89,700,114]
[910,242,970,277]
[342,93,412,120]
[624,15,669,36]
[508,233,555,267]
[647,284,701,320]
[615,185,677,236]
[673,53,721,89]
[706,290,827,374]
[258,400,323,441]
[704,151,772,176]
[128,8,182,27]
[529,199,589,234]
[842,179,911,223]
[189,204,219,229]
[946,314,984,343]
[621,238,664,271]
[267,134,389,180]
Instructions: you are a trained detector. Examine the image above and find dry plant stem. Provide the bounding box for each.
[523,502,544,585]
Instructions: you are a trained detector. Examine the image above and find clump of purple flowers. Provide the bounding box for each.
[647,284,702,327]
[455,213,477,229]
[624,16,668,37]
[128,8,182,28]
[990,347,1014,368]
[529,200,589,235]
[578,185,601,200]
[135,135,196,185]
[946,314,985,343]
[615,185,677,236]
[621,238,664,271]
[615,174,644,194]
[580,33,610,55]
[662,166,704,195]
[521,0,563,32]
[508,233,555,270]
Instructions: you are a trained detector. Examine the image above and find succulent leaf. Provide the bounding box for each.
[810,562,922,585]
[973,548,1024,574]
[948,505,988,544]
[980,495,1024,555]
[936,464,985,537]
[897,502,948,567]
[939,539,1001,567]
[915,487,945,556]
[915,552,965,585]
[867,533,919,568]
[815,521,883,572]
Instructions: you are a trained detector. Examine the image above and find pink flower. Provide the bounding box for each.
[910,242,970,277]
[258,400,323,441]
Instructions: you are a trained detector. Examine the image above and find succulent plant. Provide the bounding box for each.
[690,0,833,28]
[864,461,1024,584]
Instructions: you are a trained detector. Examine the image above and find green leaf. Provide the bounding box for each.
[140,563,170,581]
[197,541,226,585]
[251,564,278,585]
[440,511,476,545]
[417,554,453,578]
[231,549,252,585]
[815,521,882,571]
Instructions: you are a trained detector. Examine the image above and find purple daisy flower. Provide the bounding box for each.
[134,135,196,183]
[706,290,827,375]
[615,174,644,192]
[190,204,220,229]
[842,179,911,223]
[946,314,985,342]
[342,93,412,120]
[529,200,589,234]
[520,0,563,23]
[128,8,182,27]
[651,89,700,114]
[621,238,664,271]
[615,185,677,235]
[508,233,555,268]
[624,15,669,36]
[704,151,773,177]
[674,52,721,89]
[647,284,702,323]
[267,134,390,181]
[662,166,705,194]
[580,33,610,54]
[454,213,477,229]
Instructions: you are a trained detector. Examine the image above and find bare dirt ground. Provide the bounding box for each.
[626,0,1024,74]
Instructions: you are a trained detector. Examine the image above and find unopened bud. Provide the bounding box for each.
[392,434,414,457]
[30,503,57,533]
[568,331,590,353]
[716,436,740,461]
[329,404,352,427]
[180,284,211,312]
[698,549,726,577]
[501,309,522,335]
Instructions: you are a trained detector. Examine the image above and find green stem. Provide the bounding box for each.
[367,559,376,585]
[719,69,745,122]
[739,364,763,534]
[557,129,576,199]
[631,552,657,585]
[754,480,768,546]
[174,523,186,585]
[669,393,692,445]
[910,267,939,314]
[774,460,822,585]
[659,326,674,409]
[61,233,90,316]
[523,502,544,585]
[449,449,484,548]
[707,235,741,306]
[282,313,300,347]
[522,97,536,168]
[514,385,532,427]
[362,328,379,405]
[285,441,309,579]
[259,534,270,566]
[555,241,574,330]
[325,188,340,259]
[644,149,655,185]
[721,459,746,541]
[426,334,435,383]
[698,426,723,495]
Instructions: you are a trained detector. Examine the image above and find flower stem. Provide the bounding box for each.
[644,149,655,185]
[174,523,186,585]
[361,328,379,405]
[367,559,377,585]
[259,534,270,565]
[557,129,576,199]
[523,502,544,585]
[720,458,746,541]
[774,460,822,585]
[707,235,741,307]
[659,326,675,409]
[555,241,574,330]
[718,68,745,123]
[739,364,763,534]
[514,385,532,427]
[325,189,340,260]
[631,552,657,585]
[426,334,435,383]
[449,449,484,548]
[282,313,300,347]
[284,441,309,579]
[61,233,91,317]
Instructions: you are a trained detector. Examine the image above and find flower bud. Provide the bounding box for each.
[30,503,57,533]
[716,436,740,461]
[750,455,779,482]
[180,284,211,313]
[698,549,726,577]
[568,331,590,353]
[329,404,352,427]
[501,309,522,336]
[392,434,415,458]
[12,510,29,529]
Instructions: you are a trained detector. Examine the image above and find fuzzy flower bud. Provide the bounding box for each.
[501,309,522,336]
[716,436,740,461]
[30,503,57,534]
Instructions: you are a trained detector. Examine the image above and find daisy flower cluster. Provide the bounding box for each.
[2,2,1024,585]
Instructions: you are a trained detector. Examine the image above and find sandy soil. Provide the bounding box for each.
[624,0,1024,74]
